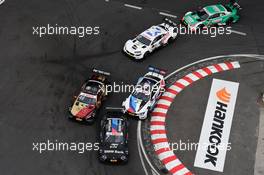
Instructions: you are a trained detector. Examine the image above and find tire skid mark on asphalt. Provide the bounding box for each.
[150,61,241,175]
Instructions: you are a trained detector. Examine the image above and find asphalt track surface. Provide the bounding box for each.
[0,0,264,175]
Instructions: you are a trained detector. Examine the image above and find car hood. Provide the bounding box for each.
[71,102,95,118]
[125,40,147,52]
[184,13,201,25]
[127,95,147,113]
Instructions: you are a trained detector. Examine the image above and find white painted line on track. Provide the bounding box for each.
[137,121,161,175]
[159,12,177,18]
[254,107,264,175]
[230,30,247,36]
[124,3,143,10]
[137,132,149,175]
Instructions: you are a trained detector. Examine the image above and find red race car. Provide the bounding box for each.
[68,69,110,123]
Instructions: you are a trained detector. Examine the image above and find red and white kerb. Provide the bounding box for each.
[150,61,240,175]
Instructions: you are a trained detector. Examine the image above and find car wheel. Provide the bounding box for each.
[226,18,233,25]
[85,111,97,124]
[68,113,74,120]
[168,37,174,44]
[143,51,150,59]
[197,24,205,30]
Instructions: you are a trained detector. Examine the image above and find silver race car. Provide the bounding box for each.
[123,18,178,60]
[122,66,166,120]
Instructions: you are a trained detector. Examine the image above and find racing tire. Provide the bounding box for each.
[197,24,205,30]
[226,18,234,25]
[168,37,174,44]
[68,108,74,119]
[143,51,150,59]
[68,114,74,119]
[84,111,97,124]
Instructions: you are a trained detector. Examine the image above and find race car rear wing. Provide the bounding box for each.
[104,107,125,118]
[228,0,242,10]
[93,68,111,76]
[105,107,124,111]
[148,66,167,76]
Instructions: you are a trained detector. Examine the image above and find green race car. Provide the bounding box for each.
[181,0,241,30]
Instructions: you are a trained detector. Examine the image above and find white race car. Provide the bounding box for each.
[123,18,178,60]
[122,66,166,120]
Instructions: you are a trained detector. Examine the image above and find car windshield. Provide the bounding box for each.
[136,35,151,46]
[132,91,150,102]
[197,9,209,20]
[85,81,101,94]
[132,78,156,101]
[77,94,96,104]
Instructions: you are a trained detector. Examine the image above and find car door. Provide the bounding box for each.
[151,35,163,50]
[211,13,222,25]
[209,13,222,25]
[221,12,230,23]
[96,90,103,108]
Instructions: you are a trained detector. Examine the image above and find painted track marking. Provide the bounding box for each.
[124,4,143,10]
[159,12,177,18]
[138,121,160,175]
[230,30,247,36]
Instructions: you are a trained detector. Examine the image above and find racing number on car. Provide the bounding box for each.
[146,27,161,37]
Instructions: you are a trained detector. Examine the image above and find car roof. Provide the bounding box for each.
[203,4,227,15]
[141,25,166,41]
[140,76,158,87]
[82,80,102,94]
[105,117,125,134]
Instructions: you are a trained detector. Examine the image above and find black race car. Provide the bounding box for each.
[68,69,110,123]
[99,109,129,163]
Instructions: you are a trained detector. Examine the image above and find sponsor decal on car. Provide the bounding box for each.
[194,79,239,172]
